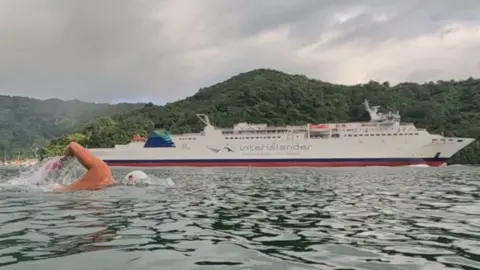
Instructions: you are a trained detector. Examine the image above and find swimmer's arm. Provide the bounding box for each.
[53,169,110,192]
[63,142,98,170]
[53,174,98,192]
[53,180,84,192]
[53,183,78,192]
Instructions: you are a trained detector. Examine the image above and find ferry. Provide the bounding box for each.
[88,100,475,167]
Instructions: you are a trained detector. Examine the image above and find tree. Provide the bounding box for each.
[42,69,480,164]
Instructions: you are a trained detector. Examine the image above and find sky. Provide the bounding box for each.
[0,0,479,104]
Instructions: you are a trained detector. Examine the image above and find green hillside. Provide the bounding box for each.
[41,69,480,164]
[0,96,144,158]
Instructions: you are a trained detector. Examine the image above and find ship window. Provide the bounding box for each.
[458,139,463,142]
[234,137,238,139]
[408,133,413,135]
[387,134,391,136]
[354,134,357,137]
[414,133,419,135]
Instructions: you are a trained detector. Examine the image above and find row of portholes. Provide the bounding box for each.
[178,136,284,140]
[226,136,282,140]
[345,133,419,137]
[178,137,197,140]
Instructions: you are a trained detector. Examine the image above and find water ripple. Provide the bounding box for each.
[0,166,479,269]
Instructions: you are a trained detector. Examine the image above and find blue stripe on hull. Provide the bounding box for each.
[104,157,448,162]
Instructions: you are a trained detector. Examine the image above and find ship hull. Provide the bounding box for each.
[103,157,448,168]
[89,121,474,168]
[91,136,473,168]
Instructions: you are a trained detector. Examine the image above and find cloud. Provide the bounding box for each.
[0,0,479,103]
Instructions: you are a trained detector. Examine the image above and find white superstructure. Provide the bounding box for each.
[89,100,475,167]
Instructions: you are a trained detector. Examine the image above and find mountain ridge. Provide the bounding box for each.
[0,95,144,158]
[41,68,480,164]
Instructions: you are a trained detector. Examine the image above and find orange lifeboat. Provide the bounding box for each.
[132,135,146,142]
[310,124,329,130]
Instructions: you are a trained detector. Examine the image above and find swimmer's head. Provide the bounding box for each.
[123,170,150,185]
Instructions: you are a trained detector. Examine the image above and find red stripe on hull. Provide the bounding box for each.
[105,161,446,168]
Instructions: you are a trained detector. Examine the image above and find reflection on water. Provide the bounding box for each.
[0,166,479,269]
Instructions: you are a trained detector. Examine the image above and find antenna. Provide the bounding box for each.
[363,99,370,111]
[196,114,212,126]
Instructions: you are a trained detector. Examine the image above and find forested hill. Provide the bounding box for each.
[0,95,144,158]
[42,69,480,164]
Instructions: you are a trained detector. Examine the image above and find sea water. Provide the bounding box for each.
[0,164,479,269]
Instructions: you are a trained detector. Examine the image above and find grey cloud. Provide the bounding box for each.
[0,0,479,103]
[296,0,480,48]
[0,0,168,102]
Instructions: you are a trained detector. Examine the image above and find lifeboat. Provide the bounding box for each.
[310,124,329,131]
[132,135,146,142]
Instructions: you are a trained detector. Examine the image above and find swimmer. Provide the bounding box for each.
[53,142,117,192]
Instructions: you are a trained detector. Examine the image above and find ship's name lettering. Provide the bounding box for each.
[239,143,312,152]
